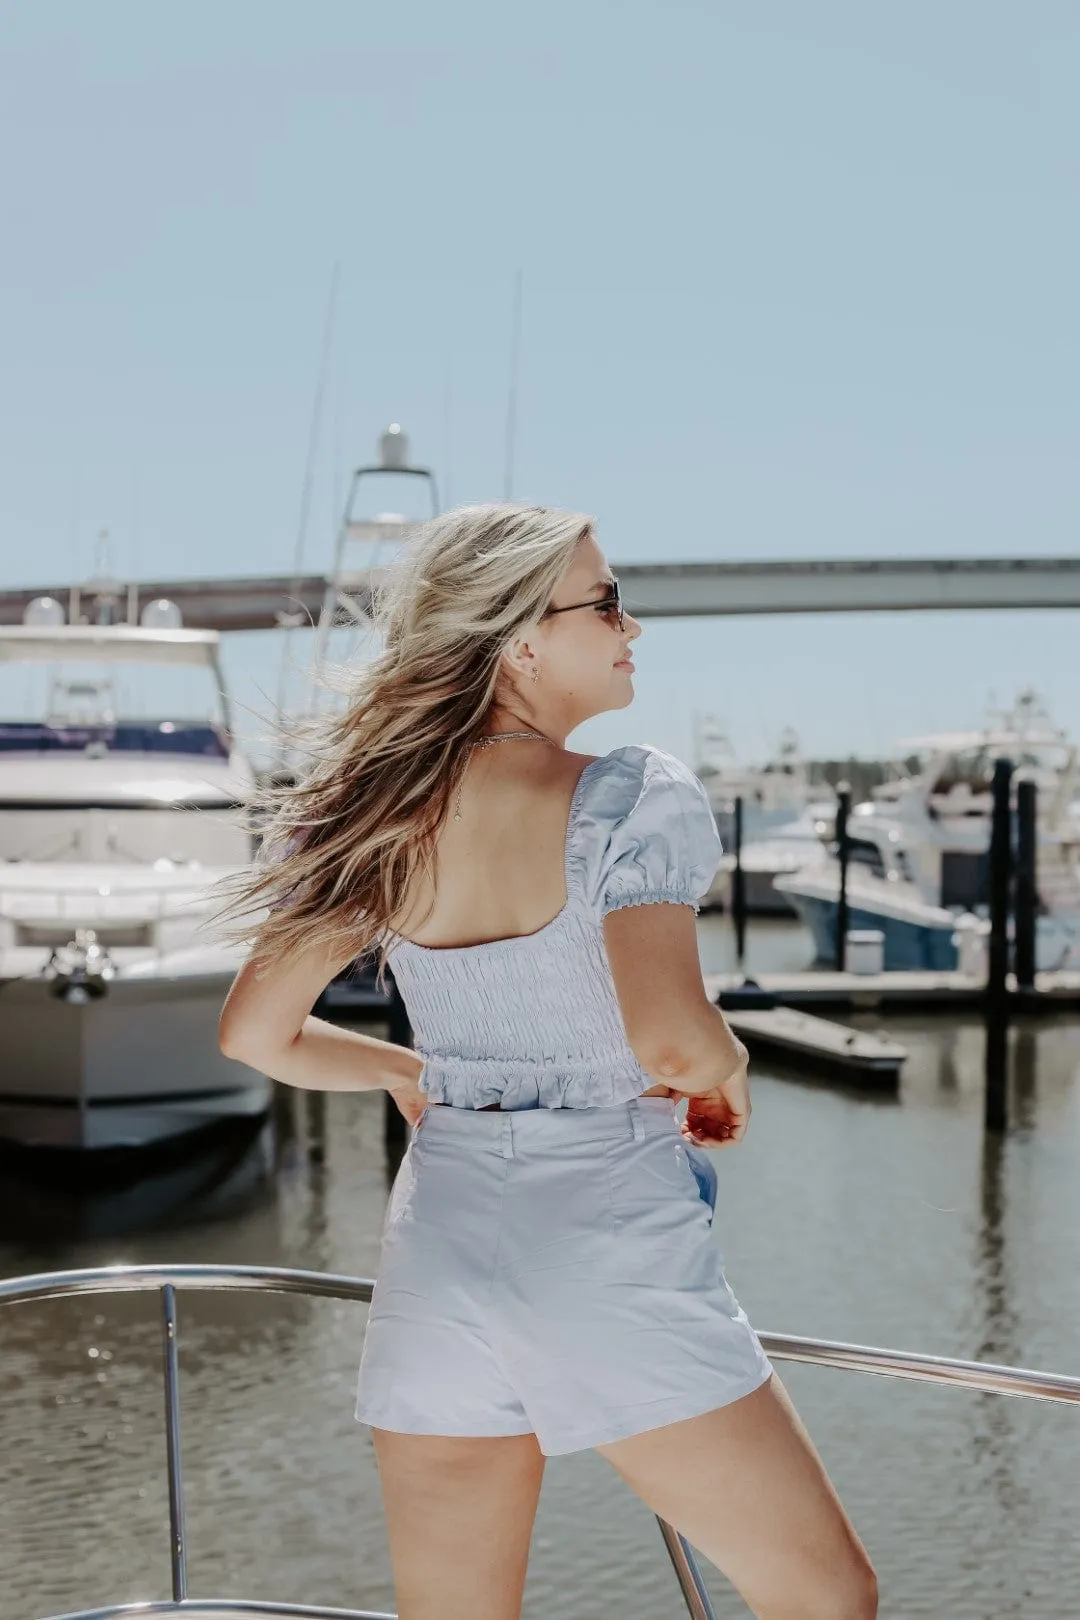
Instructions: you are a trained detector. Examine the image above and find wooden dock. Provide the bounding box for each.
[706,968,1080,1012]
[723,1006,906,1086]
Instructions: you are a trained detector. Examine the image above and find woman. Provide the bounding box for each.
[216,504,877,1620]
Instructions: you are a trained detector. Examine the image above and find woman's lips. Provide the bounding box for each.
[614,659,634,670]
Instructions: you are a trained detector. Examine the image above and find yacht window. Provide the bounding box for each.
[0,722,230,758]
[846,838,886,879]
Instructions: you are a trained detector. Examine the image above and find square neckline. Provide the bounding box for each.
[389,752,609,957]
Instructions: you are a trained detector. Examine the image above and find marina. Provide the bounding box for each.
[3,6,1079,1609]
[1,430,1078,1617]
[2,965,1079,1617]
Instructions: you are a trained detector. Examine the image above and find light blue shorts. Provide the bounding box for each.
[354,1094,773,1457]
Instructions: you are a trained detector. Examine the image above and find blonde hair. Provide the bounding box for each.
[206,502,592,989]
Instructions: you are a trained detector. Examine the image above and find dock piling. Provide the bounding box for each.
[731,794,747,965]
[984,758,1013,1133]
[834,782,852,972]
[1013,778,1038,994]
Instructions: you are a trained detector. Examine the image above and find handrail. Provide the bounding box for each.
[38,1605,394,1620]
[3,1263,1078,1404]
[2,1263,1078,1620]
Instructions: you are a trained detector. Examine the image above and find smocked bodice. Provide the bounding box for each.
[383,743,722,1110]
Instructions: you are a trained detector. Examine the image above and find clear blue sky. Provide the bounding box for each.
[1,1,1076,767]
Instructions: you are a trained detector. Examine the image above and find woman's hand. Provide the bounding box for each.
[671,1063,751,1150]
[386,1076,428,1129]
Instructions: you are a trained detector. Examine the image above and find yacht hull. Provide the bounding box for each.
[703,865,801,916]
[779,881,1080,974]
[784,890,959,971]
[0,970,270,1151]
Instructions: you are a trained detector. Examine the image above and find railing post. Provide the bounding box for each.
[656,1515,717,1618]
[160,1283,189,1600]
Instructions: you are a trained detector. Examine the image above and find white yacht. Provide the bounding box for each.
[0,581,270,1151]
[694,720,813,841]
[705,800,837,916]
[773,691,1080,971]
[693,721,828,913]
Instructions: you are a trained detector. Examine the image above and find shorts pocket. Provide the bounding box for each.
[605,1129,711,1237]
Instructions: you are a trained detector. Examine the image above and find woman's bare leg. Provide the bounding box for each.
[371,1428,545,1620]
[596,1373,877,1620]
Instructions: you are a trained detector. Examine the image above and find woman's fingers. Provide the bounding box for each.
[671,1070,753,1151]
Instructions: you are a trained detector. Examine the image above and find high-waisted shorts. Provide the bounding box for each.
[354,1093,773,1457]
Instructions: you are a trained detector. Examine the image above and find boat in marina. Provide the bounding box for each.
[704,801,836,916]
[694,720,814,842]
[693,722,832,914]
[0,577,270,1151]
[774,690,1080,971]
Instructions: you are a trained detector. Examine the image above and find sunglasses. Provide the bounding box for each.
[542,578,625,633]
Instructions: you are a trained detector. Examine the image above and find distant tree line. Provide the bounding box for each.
[806,756,924,801]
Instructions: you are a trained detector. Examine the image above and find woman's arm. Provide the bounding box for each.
[603,902,752,1149]
[218,934,423,1099]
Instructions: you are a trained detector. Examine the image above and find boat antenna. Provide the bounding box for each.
[443,359,454,512]
[502,267,523,501]
[277,261,340,726]
[127,468,140,624]
[285,261,339,613]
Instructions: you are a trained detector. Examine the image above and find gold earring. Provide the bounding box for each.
[530,666,541,683]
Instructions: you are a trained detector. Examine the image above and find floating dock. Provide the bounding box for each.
[706,968,1080,1012]
[723,1005,906,1086]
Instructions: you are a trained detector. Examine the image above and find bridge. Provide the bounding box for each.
[1,556,1077,632]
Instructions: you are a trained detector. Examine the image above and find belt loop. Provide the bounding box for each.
[501,1113,515,1159]
[629,1100,646,1141]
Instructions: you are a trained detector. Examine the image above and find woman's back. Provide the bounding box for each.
[386,745,601,953]
[382,742,723,1111]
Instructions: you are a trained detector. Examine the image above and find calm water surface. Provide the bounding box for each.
[1,917,1078,1619]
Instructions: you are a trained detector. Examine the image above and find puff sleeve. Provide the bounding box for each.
[580,744,723,921]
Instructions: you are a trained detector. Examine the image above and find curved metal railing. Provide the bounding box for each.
[2,1263,1078,1620]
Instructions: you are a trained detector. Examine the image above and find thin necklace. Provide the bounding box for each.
[453,730,558,822]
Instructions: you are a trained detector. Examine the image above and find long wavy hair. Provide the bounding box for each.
[206,502,592,990]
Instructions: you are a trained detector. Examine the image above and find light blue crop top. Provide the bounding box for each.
[383,742,722,1111]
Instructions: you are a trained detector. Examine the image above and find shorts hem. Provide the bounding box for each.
[537,1361,775,1457]
[354,1408,536,1441]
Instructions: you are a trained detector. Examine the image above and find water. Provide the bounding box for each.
[1,917,1078,1619]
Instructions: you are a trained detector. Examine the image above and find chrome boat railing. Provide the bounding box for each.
[2,1263,1078,1620]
